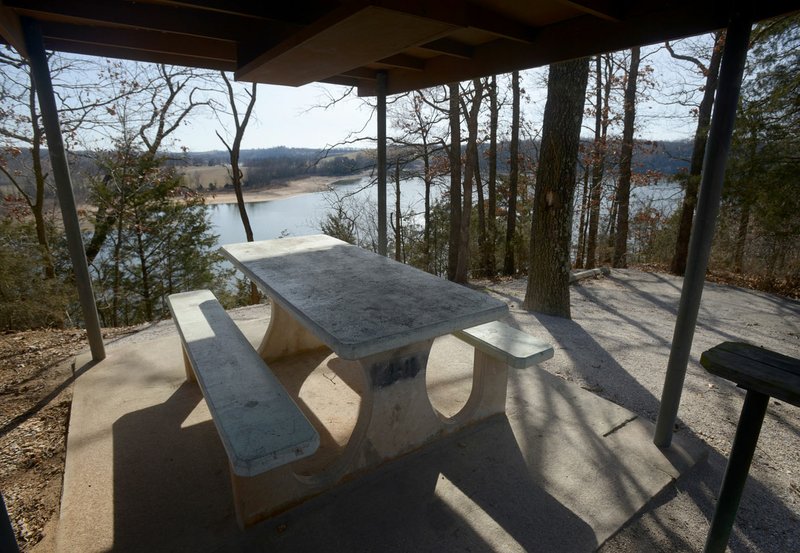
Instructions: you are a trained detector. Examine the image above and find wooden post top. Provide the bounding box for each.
[700,342,800,407]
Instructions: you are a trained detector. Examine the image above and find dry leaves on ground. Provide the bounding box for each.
[0,327,134,551]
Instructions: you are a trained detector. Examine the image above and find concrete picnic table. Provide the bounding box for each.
[220,234,512,521]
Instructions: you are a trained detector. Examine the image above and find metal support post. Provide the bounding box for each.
[21,18,105,361]
[653,9,750,446]
[376,71,387,256]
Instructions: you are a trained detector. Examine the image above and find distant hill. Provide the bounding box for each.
[0,140,692,198]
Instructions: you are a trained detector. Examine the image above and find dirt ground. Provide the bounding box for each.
[0,327,136,551]
[1,268,798,552]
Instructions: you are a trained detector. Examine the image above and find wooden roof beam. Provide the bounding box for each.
[418,38,473,60]
[358,5,735,96]
[39,21,237,62]
[4,0,296,42]
[140,0,333,25]
[42,38,236,71]
[377,53,425,71]
[236,4,453,86]
[0,5,28,56]
[374,0,538,43]
[339,67,378,80]
[558,0,625,23]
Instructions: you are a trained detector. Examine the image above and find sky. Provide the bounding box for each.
[169,40,713,153]
[176,82,377,153]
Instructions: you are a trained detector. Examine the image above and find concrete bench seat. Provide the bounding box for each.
[166,290,319,479]
[454,321,554,369]
[447,321,554,425]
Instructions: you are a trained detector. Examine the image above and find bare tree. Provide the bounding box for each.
[484,75,500,278]
[0,47,124,278]
[85,63,214,265]
[455,78,484,283]
[612,46,642,267]
[446,82,462,282]
[668,31,725,275]
[584,54,615,269]
[215,72,259,304]
[503,71,521,276]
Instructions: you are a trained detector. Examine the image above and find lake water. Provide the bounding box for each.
[208,177,429,245]
[207,177,682,246]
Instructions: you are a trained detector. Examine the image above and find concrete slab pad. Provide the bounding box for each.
[56,318,705,553]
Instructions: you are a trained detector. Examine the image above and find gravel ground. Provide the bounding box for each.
[469,269,799,553]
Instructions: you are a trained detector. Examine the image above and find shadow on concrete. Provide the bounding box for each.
[242,417,596,553]
[110,383,594,552]
[525,308,799,552]
[112,383,235,552]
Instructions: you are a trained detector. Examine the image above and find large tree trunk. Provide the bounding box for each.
[670,32,724,275]
[503,71,520,276]
[485,75,499,278]
[447,83,462,282]
[612,46,641,268]
[523,58,590,318]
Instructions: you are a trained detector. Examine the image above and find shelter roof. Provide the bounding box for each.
[1,1,799,95]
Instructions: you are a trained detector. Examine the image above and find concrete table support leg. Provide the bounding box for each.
[258,300,330,362]
[229,332,515,526]
[451,350,510,425]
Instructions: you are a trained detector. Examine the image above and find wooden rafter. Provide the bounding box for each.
[39,21,237,62]
[0,4,27,56]
[418,37,473,60]
[374,0,538,43]
[4,0,294,42]
[558,0,625,23]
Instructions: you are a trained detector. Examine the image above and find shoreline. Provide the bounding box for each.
[199,174,363,205]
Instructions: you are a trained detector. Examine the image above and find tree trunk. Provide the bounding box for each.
[422,144,432,273]
[613,46,641,268]
[523,58,590,318]
[447,83,462,282]
[575,165,590,268]
[670,32,724,275]
[29,113,55,278]
[486,75,499,278]
[585,55,605,269]
[455,79,484,283]
[476,146,486,276]
[503,71,521,276]
[395,161,402,261]
[733,202,750,274]
[219,76,259,304]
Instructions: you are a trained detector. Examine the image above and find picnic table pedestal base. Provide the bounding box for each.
[230,307,513,526]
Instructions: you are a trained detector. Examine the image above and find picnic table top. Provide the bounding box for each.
[220,235,508,360]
